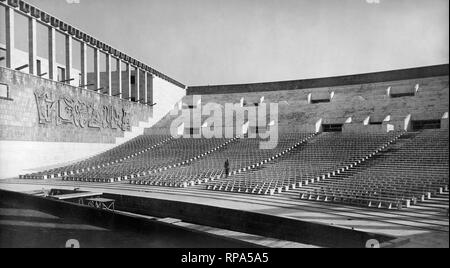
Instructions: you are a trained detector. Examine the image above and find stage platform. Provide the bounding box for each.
[0,178,448,248]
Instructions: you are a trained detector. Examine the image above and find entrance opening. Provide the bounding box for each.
[391,92,415,98]
[311,99,330,104]
[322,124,343,132]
[412,120,441,131]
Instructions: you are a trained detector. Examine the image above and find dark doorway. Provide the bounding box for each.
[311,99,331,104]
[391,92,415,98]
[412,120,441,131]
[322,124,343,132]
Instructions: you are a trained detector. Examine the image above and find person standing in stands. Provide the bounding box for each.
[224,159,230,178]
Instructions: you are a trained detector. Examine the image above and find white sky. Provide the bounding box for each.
[4,0,450,86]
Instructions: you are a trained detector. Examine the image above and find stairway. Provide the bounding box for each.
[323,132,418,182]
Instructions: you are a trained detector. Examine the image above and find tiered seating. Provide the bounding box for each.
[20,135,173,180]
[130,133,315,187]
[299,129,449,209]
[207,132,401,195]
[59,137,235,182]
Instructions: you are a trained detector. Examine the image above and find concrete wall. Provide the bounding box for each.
[442,118,449,130]
[150,76,186,125]
[0,140,115,179]
[148,75,449,135]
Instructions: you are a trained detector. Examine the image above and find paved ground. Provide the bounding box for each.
[398,232,449,248]
[0,179,448,248]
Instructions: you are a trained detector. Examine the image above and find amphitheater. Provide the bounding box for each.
[0,0,448,248]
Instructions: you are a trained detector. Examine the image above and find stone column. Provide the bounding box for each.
[5,6,15,69]
[28,17,37,75]
[144,71,148,104]
[93,48,100,89]
[80,43,87,88]
[65,35,72,84]
[48,27,56,80]
[106,54,112,96]
[126,63,131,101]
[135,67,140,102]
[117,59,122,98]
[148,73,153,105]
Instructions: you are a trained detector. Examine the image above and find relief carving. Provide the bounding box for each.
[35,90,57,124]
[34,88,131,131]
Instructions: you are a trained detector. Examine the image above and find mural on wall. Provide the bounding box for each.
[34,88,131,131]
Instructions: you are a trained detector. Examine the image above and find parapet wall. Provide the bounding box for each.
[188,65,449,95]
